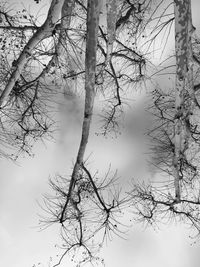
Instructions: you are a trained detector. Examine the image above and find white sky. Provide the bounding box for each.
[1,0,200,267]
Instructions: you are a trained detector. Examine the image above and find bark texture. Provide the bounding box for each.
[173,0,193,201]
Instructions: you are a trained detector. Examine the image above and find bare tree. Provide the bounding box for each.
[3,0,200,266]
[0,0,147,158]
[0,0,148,265]
[130,0,200,241]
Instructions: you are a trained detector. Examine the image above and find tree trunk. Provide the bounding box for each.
[60,0,101,223]
[106,0,118,63]
[173,0,193,201]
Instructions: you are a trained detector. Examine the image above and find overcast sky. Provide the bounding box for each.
[1,0,200,267]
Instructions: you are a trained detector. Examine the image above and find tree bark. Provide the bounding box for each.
[173,0,193,202]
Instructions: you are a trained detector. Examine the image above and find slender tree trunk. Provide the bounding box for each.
[39,0,75,78]
[60,0,101,223]
[106,0,118,63]
[52,0,75,62]
[0,0,65,107]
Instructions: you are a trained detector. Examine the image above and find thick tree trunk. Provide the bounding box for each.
[173,0,193,202]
